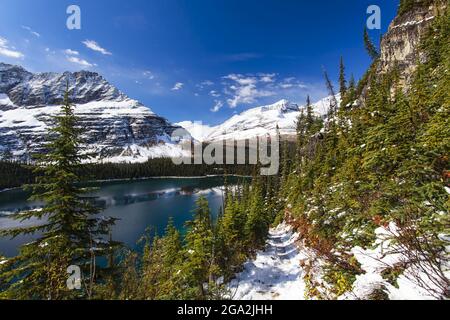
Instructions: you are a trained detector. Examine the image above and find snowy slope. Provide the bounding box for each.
[180,96,340,143]
[340,223,450,300]
[0,63,188,162]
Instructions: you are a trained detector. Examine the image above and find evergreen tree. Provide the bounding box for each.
[348,74,356,92]
[215,195,247,280]
[0,87,119,299]
[244,178,268,249]
[182,196,216,299]
[323,70,338,121]
[339,56,347,97]
[364,27,380,60]
[296,109,307,157]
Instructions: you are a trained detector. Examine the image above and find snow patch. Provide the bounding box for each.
[340,222,449,300]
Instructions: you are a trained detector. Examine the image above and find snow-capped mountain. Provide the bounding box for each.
[178,96,340,142]
[0,63,188,163]
[0,62,341,163]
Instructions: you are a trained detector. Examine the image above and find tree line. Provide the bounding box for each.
[1,4,448,299]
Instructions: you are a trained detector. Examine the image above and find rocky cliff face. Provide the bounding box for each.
[0,63,188,163]
[378,1,447,86]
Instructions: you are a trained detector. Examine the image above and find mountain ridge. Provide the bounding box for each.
[0,63,187,163]
[0,62,340,162]
[177,95,340,142]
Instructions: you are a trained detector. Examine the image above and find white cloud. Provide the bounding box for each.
[210,100,223,113]
[64,49,79,56]
[209,90,220,98]
[196,80,214,90]
[45,47,56,55]
[223,74,275,108]
[277,77,308,89]
[66,55,95,68]
[82,40,112,55]
[171,82,184,91]
[21,26,40,38]
[0,37,24,59]
[201,80,214,86]
[259,73,276,83]
[143,70,155,80]
[219,73,313,108]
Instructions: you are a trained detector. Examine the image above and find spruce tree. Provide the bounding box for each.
[215,196,246,280]
[244,178,268,249]
[323,70,338,121]
[364,27,380,60]
[339,56,347,98]
[0,86,118,299]
[348,74,356,92]
[182,196,216,299]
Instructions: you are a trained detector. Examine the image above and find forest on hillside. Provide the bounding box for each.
[0,159,258,190]
[0,1,448,300]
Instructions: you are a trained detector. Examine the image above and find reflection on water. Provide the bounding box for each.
[0,176,243,257]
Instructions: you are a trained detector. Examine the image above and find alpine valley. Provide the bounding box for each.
[0,62,338,163]
[0,0,448,302]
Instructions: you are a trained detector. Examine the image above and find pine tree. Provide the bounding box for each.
[182,196,216,299]
[215,195,247,280]
[348,74,356,92]
[346,74,356,105]
[364,27,380,60]
[323,70,338,121]
[339,56,347,98]
[296,109,307,154]
[305,96,316,133]
[244,178,268,249]
[0,86,119,299]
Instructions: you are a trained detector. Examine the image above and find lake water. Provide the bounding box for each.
[0,176,244,257]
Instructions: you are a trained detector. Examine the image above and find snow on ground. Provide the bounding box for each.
[229,222,306,300]
[340,222,449,300]
[97,142,189,164]
[228,220,448,300]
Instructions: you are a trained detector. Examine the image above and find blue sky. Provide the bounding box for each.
[0,0,398,125]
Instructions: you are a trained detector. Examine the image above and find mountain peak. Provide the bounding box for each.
[259,99,299,113]
[181,95,341,142]
[0,65,130,106]
[0,62,186,162]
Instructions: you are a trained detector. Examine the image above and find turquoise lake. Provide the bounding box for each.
[0,176,245,257]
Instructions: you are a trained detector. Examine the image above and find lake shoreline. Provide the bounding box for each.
[0,174,252,193]
[0,176,233,257]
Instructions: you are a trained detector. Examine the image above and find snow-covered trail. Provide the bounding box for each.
[228,221,449,300]
[229,223,306,300]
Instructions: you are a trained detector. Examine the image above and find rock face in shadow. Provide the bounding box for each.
[0,63,187,162]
